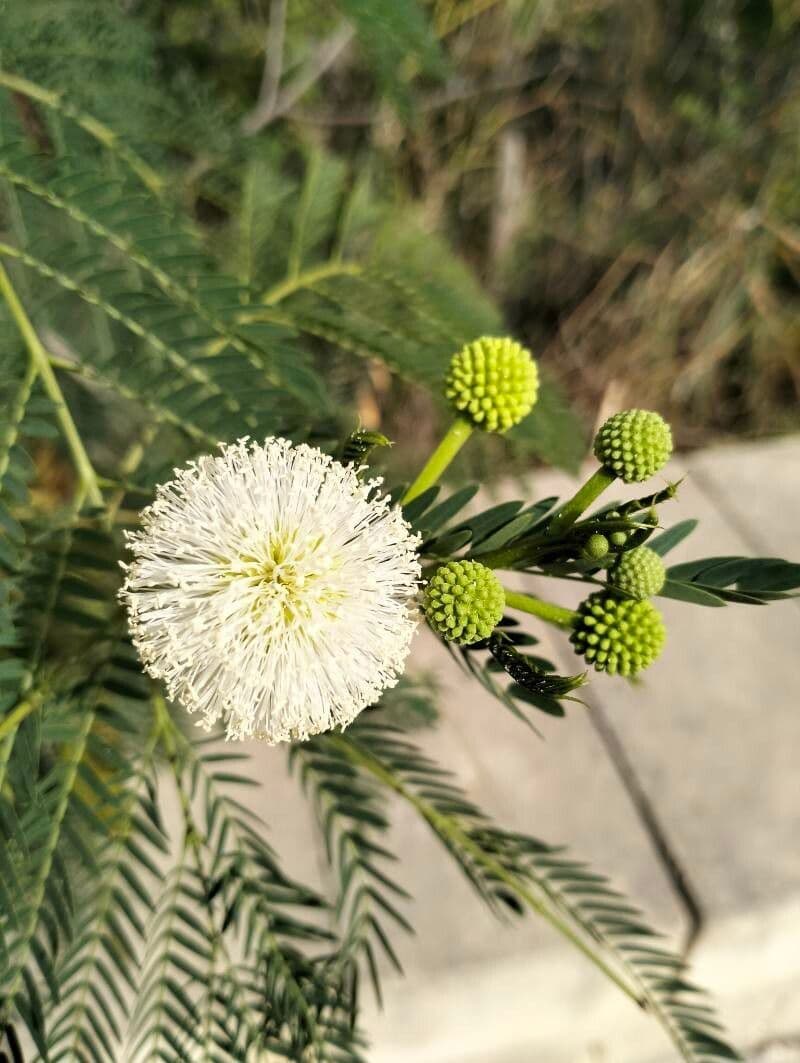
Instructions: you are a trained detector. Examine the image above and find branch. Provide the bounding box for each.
[328,734,644,1008]
[0,262,104,508]
[241,0,288,134]
[243,24,355,133]
[0,687,48,743]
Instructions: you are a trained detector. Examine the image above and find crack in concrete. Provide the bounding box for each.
[587,703,705,955]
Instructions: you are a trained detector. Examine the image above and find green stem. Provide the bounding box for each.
[328,735,644,1010]
[402,416,474,505]
[0,262,104,509]
[0,70,164,196]
[0,687,47,742]
[475,538,550,571]
[261,261,362,305]
[502,589,577,629]
[0,354,37,482]
[547,466,616,538]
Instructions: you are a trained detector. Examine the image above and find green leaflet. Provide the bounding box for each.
[663,555,800,605]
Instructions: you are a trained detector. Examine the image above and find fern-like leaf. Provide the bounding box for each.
[290,718,414,1009]
[329,717,742,1063]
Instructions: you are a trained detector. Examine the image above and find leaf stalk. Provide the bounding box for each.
[403,416,474,504]
[0,262,104,509]
[547,466,616,538]
[502,589,577,629]
[328,734,646,1010]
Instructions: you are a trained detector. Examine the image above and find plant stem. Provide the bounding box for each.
[402,416,474,505]
[548,467,616,540]
[328,734,645,1010]
[0,262,104,509]
[0,355,37,481]
[477,473,623,569]
[196,261,361,359]
[261,260,362,305]
[502,589,577,629]
[475,537,549,571]
[0,687,47,742]
[547,466,617,538]
[260,24,355,126]
[0,70,164,196]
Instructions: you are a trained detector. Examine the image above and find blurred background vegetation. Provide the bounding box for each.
[2,0,799,480]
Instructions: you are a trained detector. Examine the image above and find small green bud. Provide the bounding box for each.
[570,591,666,676]
[604,510,628,548]
[423,560,505,645]
[593,409,673,484]
[582,533,610,561]
[445,336,539,433]
[608,546,666,600]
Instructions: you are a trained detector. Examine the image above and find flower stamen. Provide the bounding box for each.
[121,437,422,743]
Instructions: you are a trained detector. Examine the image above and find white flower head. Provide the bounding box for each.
[121,437,421,743]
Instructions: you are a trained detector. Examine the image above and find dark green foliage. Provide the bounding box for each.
[291,717,414,1010]
[405,482,559,561]
[0,1,160,139]
[663,555,800,606]
[0,137,327,445]
[126,732,362,1063]
[648,520,700,557]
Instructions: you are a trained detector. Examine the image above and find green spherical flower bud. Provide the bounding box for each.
[609,530,628,548]
[593,409,673,484]
[570,592,666,676]
[423,560,505,645]
[608,546,666,600]
[445,336,539,433]
[582,533,610,561]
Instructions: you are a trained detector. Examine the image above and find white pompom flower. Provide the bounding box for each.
[120,437,421,743]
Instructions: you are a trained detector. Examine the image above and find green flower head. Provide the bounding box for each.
[445,336,539,433]
[423,560,505,645]
[570,591,666,676]
[608,546,666,600]
[594,409,673,483]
